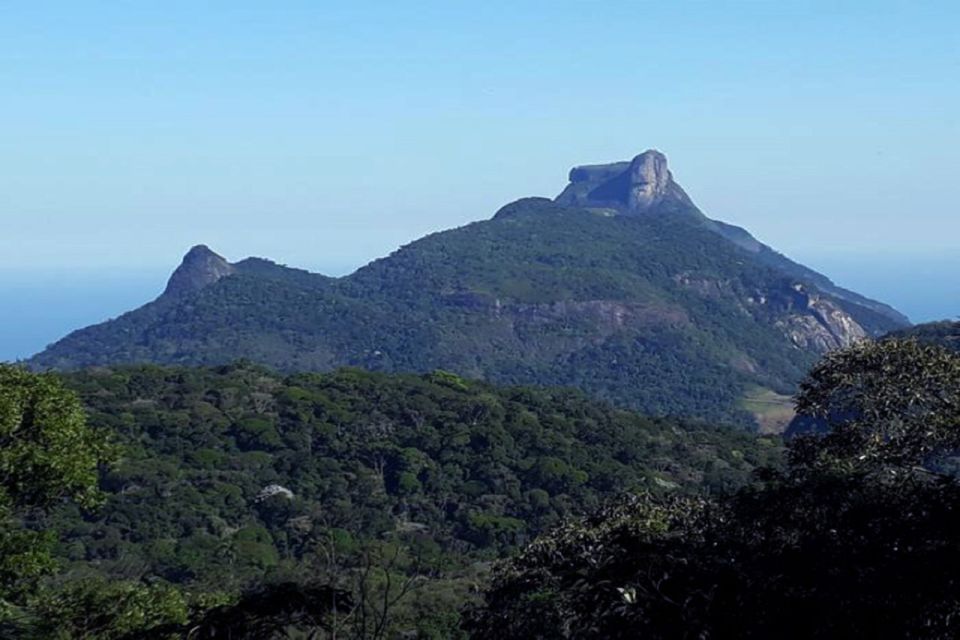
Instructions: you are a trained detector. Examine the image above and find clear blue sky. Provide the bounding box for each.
[1,1,958,359]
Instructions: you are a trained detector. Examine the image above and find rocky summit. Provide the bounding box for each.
[29,150,910,428]
[556,149,697,214]
[163,244,237,297]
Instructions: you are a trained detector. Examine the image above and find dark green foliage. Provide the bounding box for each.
[131,582,351,640]
[0,365,112,607]
[466,341,960,639]
[791,338,960,469]
[25,363,777,637]
[889,320,960,352]
[24,578,200,640]
[466,472,960,639]
[30,199,903,425]
[47,363,776,585]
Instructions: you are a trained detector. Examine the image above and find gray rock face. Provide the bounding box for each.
[765,284,869,352]
[556,149,696,214]
[674,273,871,354]
[255,484,294,502]
[776,303,869,353]
[163,245,236,297]
[626,150,672,209]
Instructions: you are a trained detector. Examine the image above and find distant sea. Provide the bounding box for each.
[0,269,169,363]
[1,255,956,364]
[801,252,959,326]
[0,261,356,363]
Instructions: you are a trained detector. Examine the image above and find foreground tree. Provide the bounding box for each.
[26,578,199,640]
[791,338,960,471]
[0,365,112,614]
[465,339,960,639]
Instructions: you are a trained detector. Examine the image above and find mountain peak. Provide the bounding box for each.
[556,149,695,214]
[183,244,219,259]
[623,150,671,209]
[163,244,236,297]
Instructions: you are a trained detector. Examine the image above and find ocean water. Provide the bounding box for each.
[801,253,959,325]
[0,270,168,362]
[0,260,356,363]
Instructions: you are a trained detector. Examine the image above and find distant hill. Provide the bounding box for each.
[29,150,908,426]
[888,320,960,352]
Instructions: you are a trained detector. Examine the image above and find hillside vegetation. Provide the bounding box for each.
[10,364,779,637]
[31,198,903,425]
[467,339,960,639]
[7,341,960,637]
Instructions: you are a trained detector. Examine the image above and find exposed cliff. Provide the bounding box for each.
[163,245,236,297]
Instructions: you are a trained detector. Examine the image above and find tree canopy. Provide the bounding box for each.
[791,338,960,471]
[466,339,960,639]
[0,365,112,614]
[0,365,110,511]
[9,363,777,638]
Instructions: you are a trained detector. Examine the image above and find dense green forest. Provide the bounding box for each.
[467,339,960,638]
[6,338,960,637]
[2,363,778,637]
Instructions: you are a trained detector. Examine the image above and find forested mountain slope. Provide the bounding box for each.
[30,151,908,425]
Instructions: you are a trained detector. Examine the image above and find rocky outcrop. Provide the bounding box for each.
[625,150,672,209]
[769,284,868,352]
[556,150,696,214]
[163,245,236,297]
[255,484,294,502]
[674,273,870,354]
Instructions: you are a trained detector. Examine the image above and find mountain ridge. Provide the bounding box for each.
[28,150,909,427]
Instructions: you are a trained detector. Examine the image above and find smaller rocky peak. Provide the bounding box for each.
[163,244,236,297]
